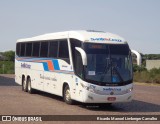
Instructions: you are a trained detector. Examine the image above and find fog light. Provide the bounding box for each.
[88,95,93,100]
[127,96,132,100]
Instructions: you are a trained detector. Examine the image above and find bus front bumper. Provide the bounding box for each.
[81,91,133,103]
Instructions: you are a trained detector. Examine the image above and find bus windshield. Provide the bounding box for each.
[83,43,133,86]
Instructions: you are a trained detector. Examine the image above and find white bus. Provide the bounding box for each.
[15,30,133,104]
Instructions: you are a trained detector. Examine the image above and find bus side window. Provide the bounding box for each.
[26,42,32,57]
[49,41,58,58]
[16,43,21,56]
[32,42,40,57]
[20,43,26,57]
[70,39,82,76]
[75,50,83,78]
[58,40,70,64]
[40,42,48,57]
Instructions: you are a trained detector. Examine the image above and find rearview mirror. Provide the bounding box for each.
[75,47,87,66]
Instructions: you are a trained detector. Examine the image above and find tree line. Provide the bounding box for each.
[133,54,160,84]
[0,51,15,74]
[0,51,160,84]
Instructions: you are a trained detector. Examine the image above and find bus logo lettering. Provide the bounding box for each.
[21,63,31,69]
[103,88,121,91]
[91,38,122,42]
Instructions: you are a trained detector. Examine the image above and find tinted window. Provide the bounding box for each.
[40,42,48,57]
[49,41,58,57]
[70,39,82,72]
[26,42,32,57]
[32,42,40,57]
[20,43,26,56]
[109,44,129,55]
[84,43,109,54]
[16,43,21,56]
[74,51,83,78]
[70,39,81,57]
[58,40,69,58]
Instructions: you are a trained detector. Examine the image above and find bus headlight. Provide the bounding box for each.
[126,87,133,93]
[80,83,96,93]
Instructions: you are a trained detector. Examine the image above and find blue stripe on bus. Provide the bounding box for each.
[52,60,60,70]
[43,62,49,71]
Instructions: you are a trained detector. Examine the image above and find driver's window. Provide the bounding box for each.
[70,39,83,78]
[75,51,83,78]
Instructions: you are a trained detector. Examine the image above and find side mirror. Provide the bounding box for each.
[75,47,87,66]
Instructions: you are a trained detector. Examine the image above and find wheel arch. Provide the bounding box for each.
[62,82,69,97]
[22,74,25,85]
[27,75,31,81]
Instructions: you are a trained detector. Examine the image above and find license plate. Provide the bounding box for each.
[107,97,116,101]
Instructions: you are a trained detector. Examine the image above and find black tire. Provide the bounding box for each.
[63,85,73,105]
[22,77,27,92]
[27,78,34,94]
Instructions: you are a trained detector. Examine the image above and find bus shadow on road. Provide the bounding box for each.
[80,100,160,112]
[28,89,160,113]
[0,75,19,86]
[35,90,64,102]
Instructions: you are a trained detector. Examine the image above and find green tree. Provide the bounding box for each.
[3,51,15,61]
[133,65,147,72]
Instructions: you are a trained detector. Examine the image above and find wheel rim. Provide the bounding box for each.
[65,89,71,101]
[23,80,26,90]
[28,80,31,91]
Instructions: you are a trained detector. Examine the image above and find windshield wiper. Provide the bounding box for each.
[100,58,124,83]
[100,58,111,82]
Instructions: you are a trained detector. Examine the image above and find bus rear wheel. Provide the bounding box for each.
[27,78,34,94]
[22,77,27,92]
[63,85,73,105]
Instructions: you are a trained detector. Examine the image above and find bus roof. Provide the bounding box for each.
[17,30,127,44]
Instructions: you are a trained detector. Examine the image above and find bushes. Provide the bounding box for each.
[0,51,15,61]
[133,67,160,84]
[0,61,14,74]
[0,51,15,74]
[133,65,147,72]
[133,54,160,84]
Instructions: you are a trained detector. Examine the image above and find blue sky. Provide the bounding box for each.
[0,0,160,54]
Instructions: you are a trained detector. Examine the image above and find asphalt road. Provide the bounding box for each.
[0,74,160,124]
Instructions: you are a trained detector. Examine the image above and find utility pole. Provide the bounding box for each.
[2,64,5,74]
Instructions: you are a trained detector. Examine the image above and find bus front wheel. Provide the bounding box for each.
[63,85,73,105]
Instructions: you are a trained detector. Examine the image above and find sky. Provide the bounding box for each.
[0,0,160,54]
